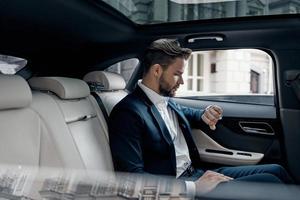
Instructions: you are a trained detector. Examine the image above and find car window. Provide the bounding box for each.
[176,49,274,106]
[100,0,300,25]
[105,58,139,84]
[0,54,27,74]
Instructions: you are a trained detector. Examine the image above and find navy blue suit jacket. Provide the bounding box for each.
[108,87,206,176]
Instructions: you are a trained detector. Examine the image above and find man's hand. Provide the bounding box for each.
[195,170,233,195]
[201,105,223,130]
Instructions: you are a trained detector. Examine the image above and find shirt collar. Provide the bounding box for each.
[138,80,169,107]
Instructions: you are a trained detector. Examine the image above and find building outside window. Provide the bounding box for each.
[102,0,300,24]
[182,54,205,94]
[176,49,274,105]
[250,70,260,93]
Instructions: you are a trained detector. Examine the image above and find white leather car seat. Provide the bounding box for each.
[0,74,61,167]
[83,71,128,116]
[29,77,113,172]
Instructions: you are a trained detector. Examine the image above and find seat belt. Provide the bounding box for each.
[91,92,109,122]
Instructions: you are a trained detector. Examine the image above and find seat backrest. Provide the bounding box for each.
[0,74,61,167]
[29,77,113,172]
[83,71,128,116]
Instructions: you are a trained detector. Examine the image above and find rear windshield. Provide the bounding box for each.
[0,54,27,74]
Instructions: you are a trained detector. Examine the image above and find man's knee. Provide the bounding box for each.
[269,164,284,171]
[235,173,282,183]
[267,164,286,176]
[267,164,293,183]
[260,173,283,183]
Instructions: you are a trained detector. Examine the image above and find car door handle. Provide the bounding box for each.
[243,127,269,134]
[239,121,275,136]
[188,36,224,43]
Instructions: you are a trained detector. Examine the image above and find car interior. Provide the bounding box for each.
[0,0,300,199]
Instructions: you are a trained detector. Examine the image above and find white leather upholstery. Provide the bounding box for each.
[0,74,114,172]
[83,71,128,115]
[83,71,126,91]
[0,75,61,167]
[0,108,40,165]
[29,77,113,171]
[30,91,85,169]
[97,91,128,115]
[0,74,32,110]
[29,77,90,99]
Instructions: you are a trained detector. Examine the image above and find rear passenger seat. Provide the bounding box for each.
[0,74,61,167]
[83,71,128,116]
[0,75,114,172]
[29,77,113,171]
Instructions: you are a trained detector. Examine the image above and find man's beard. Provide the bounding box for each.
[159,76,177,97]
[159,84,173,97]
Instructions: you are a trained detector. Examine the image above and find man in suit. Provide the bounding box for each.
[109,39,292,195]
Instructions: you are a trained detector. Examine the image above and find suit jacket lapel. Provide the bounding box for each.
[168,100,196,146]
[150,105,173,146]
[133,87,201,168]
[133,87,173,146]
[168,100,202,167]
[168,100,190,127]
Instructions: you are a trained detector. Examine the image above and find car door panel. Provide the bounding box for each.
[173,98,282,165]
[192,129,264,166]
[280,109,300,181]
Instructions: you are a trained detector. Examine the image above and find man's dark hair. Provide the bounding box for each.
[143,39,192,75]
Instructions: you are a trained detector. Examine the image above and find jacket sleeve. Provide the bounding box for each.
[179,104,207,129]
[108,106,146,173]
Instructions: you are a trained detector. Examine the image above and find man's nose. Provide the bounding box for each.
[179,75,184,85]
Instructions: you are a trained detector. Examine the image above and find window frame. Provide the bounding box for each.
[175,48,275,106]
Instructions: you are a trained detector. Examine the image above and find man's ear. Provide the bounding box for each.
[151,64,163,78]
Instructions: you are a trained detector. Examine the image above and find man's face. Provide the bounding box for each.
[158,57,186,97]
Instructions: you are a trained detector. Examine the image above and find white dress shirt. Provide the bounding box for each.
[138,81,196,196]
[138,81,191,177]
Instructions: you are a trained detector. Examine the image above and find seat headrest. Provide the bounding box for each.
[29,77,90,99]
[0,74,32,110]
[83,71,126,91]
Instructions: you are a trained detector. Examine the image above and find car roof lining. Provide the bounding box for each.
[1,1,300,90]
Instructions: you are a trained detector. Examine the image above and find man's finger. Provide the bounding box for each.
[207,171,233,180]
[205,110,217,122]
[215,175,231,183]
[221,174,234,181]
[202,115,217,130]
[208,108,221,119]
[201,114,211,125]
[202,114,216,127]
[218,178,230,183]
[212,105,223,115]
[209,125,216,130]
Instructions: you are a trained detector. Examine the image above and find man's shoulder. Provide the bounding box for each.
[112,90,148,113]
[168,98,180,108]
[117,92,141,106]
